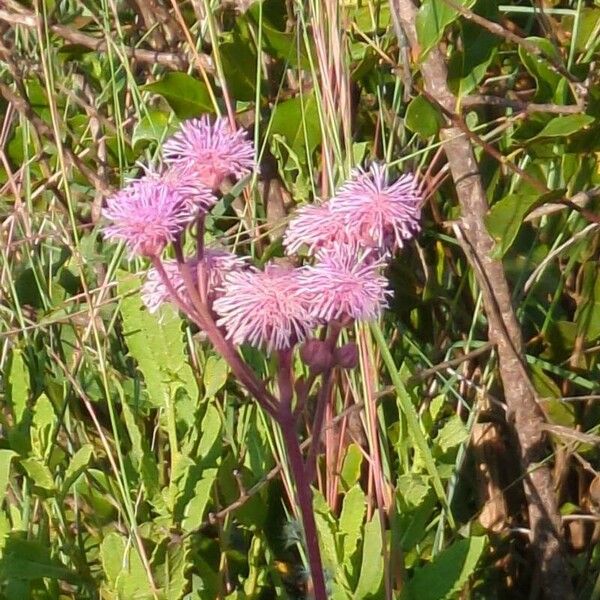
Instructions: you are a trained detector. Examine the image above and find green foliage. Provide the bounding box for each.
[1,0,599,598]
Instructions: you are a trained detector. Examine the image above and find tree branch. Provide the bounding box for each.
[390,1,574,598]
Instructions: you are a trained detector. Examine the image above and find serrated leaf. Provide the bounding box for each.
[340,443,363,490]
[197,403,222,461]
[6,349,29,423]
[203,356,229,398]
[397,473,430,508]
[0,536,82,584]
[403,536,487,600]
[100,532,126,588]
[61,444,93,495]
[143,72,214,118]
[20,457,55,491]
[121,402,161,502]
[313,492,339,569]
[339,485,366,565]
[0,450,17,500]
[31,393,56,456]
[181,468,218,533]
[117,272,199,409]
[354,512,384,599]
[435,416,469,453]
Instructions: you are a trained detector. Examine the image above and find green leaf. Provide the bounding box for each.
[203,356,229,398]
[100,533,126,588]
[197,403,222,461]
[484,192,542,257]
[340,443,363,490]
[339,485,366,566]
[220,35,258,102]
[518,37,564,102]
[143,72,214,119]
[435,416,469,453]
[575,262,600,342]
[397,473,430,509]
[20,457,55,491]
[31,393,56,457]
[122,402,161,502]
[132,110,173,148]
[532,114,595,140]
[416,0,475,59]
[181,468,218,532]
[61,444,93,495]
[0,536,82,584]
[6,349,29,424]
[269,93,322,165]
[118,272,199,409]
[405,95,444,138]
[0,450,17,500]
[403,536,487,600]
[354,512,384,599]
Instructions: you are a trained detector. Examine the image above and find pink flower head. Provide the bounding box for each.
[299,243,390,323]
[331,163,422,253]
[163,116,255,189]
[141,249,247,313]
[213,264,315,352]
[102,178,192,257]
[139,165,217,215]
[282,201,353,256]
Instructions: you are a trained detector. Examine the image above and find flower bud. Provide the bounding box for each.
[300,339,333,373]
[334,342,359,369]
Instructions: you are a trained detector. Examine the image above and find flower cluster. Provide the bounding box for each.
[284,163,421,257]
[101,115,423,353]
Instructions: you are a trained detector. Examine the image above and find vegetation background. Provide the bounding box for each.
[1,0,600,598]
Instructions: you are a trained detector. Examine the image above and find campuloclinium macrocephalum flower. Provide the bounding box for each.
[141,249,247,313]
[213,264,316,352]
[163,115,255,190]
[102,177,193,257]
[139,165,217,215]
[331,163,422,254]
[282,201,353,256]
[299,243,390,323]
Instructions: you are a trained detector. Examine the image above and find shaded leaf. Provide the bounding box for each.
[144,72,214,118]
[405,95,444,138]
[532,114,595,140]
[354,511,384,599]
[403,536,486,600]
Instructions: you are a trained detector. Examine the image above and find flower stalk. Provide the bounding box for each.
[101,115,423,597]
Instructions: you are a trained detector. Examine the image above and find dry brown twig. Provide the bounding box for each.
[390,1,574,598]
[0,0,213,74]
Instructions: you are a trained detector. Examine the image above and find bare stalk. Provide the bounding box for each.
[390,1,573,597]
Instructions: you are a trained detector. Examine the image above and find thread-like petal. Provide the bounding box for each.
[163,116,255,189]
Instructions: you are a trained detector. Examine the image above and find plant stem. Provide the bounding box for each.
[279,411,328,600]
[305,369,332,484]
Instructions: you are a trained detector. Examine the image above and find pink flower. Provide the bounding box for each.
[102,178,192,257]
[282,201,353,256]
[299,243,389,322]
[213,264,315,352]
[141,249,247,313]
[140,165,217,215]
[331,163,422,253]
[163,116,255,189]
